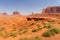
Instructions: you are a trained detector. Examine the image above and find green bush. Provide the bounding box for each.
[43,31,53,37]
[43,28,60,37]
[50,28,60,34]
[44,23,52,28]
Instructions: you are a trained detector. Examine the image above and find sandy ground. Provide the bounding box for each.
[0,14,60,40]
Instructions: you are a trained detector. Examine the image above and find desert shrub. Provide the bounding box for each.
[10,31,18,37]
[43,31,53,37]
[43,28,60,37]
[19,36,41,40]
[37,24,41,27]
[49,28,60,34]
[44,23,52,28]
[0,26,5,31]
[19,38,29,40]
[23,28,28,33]
[32,29,37,32]
[37,27,42,31]
[37,24,42,30]
[32,26,42,32]
[30,36,41,40]
[18,27,28,35]
[35,36,41,40]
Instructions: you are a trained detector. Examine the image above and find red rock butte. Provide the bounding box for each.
[42,6,60,14]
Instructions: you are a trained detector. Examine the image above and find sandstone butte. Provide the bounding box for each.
[0,6,60,40]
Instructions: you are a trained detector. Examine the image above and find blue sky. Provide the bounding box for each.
[0,0,60,15]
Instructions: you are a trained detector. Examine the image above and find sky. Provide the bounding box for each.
[0,0,60,15]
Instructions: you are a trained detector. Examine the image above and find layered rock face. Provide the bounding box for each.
[42,6,60,14]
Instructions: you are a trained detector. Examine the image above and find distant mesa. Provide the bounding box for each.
[0,6,60,16]
[13,11,23,16]
[13,11,20,15]
[3,12,7,15]
[0,12,7,16]
[32,12,33,14]
[42,6,60,14]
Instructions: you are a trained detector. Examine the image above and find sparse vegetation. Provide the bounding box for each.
[37,24,42,30]
[32,29,37,32]
[23,28,28,33]
[30,36,41,40]
[10,31,17,37]
[32,24,42,32]
[43,30,54,37]
[49,28,60,34]
[43,28,60,37]
[44,23,52,28]
[37,24,41,27]
[19,36,41,40]
[37,27,42,31]
[18,27,28,35]
[10,28,18,37]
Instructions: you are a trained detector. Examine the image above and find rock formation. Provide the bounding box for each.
[42,6,60,14]
[13,11,20,15]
